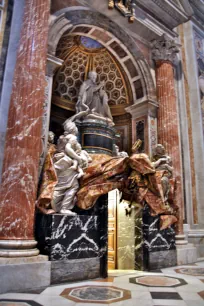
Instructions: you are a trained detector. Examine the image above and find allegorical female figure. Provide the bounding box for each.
[36,120,92,215]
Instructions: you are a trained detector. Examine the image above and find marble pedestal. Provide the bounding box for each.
[76,118,116,155]
[0,255,51,294]
[176,244,197,265]
[35,213,101,283]
[188,230,204,259]
[143,206,177,270]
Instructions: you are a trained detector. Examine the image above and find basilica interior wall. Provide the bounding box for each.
[182,21,204,228]
[176,19,204,258]
[1,0,204,294]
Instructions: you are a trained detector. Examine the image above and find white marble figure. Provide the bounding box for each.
[51,120,92,215]
[152,144,173,203]
[75,71,114,124]
[113,144,128,158]
[48,131,55,144]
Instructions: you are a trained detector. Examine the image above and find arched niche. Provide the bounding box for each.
[43,7,158,166]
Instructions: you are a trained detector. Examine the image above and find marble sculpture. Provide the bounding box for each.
[77,142,178,230]
[113,144,128,158]
[37,135,178,229]
[37,120,92,215]
[75,71,114,124]
[38,128,178,229]
[37,74,178,229]
[152,144,173,203]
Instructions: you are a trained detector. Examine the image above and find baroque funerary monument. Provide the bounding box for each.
[0,0,204,293]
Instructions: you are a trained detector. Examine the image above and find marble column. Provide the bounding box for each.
[151,35,185,240]
[0,0,50,256]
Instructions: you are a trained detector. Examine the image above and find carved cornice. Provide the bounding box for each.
[134,0,193,29]
[151,34,179,64]
[189,0,204,26]
[125,99,158,119]
[46,54,64,77]
[152,0,181,22]
[174,0,194,16]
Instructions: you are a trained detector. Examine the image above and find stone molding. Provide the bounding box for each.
[135,0,193,29]
[125,98,158,119]
[188,230,204,238]
[46,54,64,77]
[152,0,189,21]
[48,13,73,55]
[189,0,204,26]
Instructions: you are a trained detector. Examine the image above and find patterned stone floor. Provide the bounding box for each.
[1,262,204,305]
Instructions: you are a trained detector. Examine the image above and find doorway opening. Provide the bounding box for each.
[108,189,137,272]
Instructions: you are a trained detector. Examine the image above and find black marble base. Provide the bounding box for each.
[35,214,100,261]
[76,119,116,155]
[35,195,108,280]
[143,205,176,270]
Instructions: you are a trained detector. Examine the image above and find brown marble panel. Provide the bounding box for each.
[92,29,111,43]
[133,79,144,99]
[124,59,138,78]
[198,291,204,299]
[72,26,91,34]
[109,41,127,58]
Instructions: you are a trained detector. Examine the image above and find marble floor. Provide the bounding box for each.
[1,262,204,305]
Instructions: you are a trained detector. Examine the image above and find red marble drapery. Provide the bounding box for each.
[0,0,50,240]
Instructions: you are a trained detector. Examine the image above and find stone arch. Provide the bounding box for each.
[53,35,132,116]
[48,8,156,103]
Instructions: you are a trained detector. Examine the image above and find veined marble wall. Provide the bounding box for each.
[182,21,204,229]
[181,20,204,258]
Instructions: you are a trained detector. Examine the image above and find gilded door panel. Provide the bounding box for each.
[108,190,118,270]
